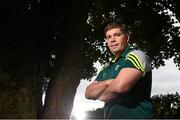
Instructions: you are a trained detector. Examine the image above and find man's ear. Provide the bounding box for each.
[127,35,130,42]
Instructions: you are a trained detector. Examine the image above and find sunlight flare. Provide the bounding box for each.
[71,108,86,120]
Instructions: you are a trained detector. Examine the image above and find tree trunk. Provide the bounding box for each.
[0,0,38,118]
[0,40,38,118]
[42,0,88,118]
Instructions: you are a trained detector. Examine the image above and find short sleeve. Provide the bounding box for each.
[125,50,152,76]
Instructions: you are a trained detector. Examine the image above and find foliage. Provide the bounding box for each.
[152,92,180,118]
[83,0,180,80]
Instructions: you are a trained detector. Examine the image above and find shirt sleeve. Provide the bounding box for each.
[125,50,152,76]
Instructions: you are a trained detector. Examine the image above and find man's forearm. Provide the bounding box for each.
[85,80,112,100]
[98,87,117,102]
[99,68,143,102]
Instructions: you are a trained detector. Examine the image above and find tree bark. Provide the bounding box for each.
[42,0,88,118]
[0,0,38,118]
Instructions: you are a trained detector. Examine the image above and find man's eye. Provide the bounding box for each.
[106,36,111,40]
[116,33,121,36]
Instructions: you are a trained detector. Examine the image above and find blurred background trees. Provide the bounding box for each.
[152,92,180,118]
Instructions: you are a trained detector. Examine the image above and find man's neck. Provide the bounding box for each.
[111,52,121,63]
[114,52,120,59]
[114,47,127,59]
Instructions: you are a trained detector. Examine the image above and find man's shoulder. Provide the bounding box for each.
[127,49,150,61]
[126,49,152,74]
[128,49,146,56]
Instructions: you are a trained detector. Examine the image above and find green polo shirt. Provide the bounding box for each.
[96,47,155,119]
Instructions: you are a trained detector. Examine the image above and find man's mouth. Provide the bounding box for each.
[111,44,118,48]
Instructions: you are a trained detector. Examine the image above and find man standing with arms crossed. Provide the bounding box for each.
[85,20,155,119]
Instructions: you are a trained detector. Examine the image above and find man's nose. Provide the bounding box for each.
[110,37,116,43]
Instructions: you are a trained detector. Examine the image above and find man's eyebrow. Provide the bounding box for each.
[114,32,121,35]
[106,35,111,38]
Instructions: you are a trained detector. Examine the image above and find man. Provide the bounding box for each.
[85,21,155,119]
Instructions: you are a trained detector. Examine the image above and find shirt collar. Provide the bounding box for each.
[111,47,130,63]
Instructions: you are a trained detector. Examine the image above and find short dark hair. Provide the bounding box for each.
[104,21,128,34]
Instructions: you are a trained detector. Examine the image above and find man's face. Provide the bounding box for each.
[105,28,129,55]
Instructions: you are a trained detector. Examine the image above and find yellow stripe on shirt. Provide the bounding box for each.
[126,53,144,73]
